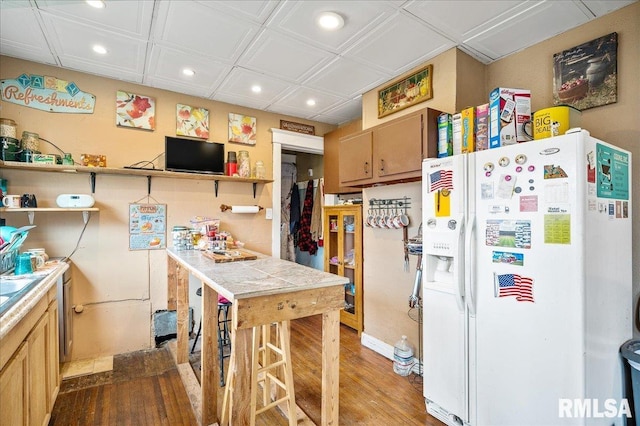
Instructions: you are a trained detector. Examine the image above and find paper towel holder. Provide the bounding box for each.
[220,204,264,213]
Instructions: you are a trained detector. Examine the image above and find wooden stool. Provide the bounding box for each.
[221,320,296,426]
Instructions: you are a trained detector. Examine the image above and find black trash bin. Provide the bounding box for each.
[621,340,640,422]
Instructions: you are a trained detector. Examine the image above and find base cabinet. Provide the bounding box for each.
[323,205,363,334]
[0,288,60,426]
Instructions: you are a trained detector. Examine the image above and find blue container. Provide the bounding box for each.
[621,340,640,419]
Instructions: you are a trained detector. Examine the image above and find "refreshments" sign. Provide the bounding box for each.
[1,73,95,113]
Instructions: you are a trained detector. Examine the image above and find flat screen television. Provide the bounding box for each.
[164,137,225,175]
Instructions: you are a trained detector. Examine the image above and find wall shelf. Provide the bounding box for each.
[0,207,99,224]
[0,161,273,198]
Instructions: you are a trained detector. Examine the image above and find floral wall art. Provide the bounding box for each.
[228,113,257,145]
[176,103,210,139]
[116,90,155,130]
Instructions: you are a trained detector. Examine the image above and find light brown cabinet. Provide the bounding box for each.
[0,285,60,426]
[322,120,363,194]
[323,205,363,334]
[338,108,441,187]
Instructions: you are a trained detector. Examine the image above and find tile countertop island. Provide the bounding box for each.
[166,247,348,426]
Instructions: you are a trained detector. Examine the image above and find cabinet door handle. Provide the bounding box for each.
[379,159,385,175]
[364,161,369,175]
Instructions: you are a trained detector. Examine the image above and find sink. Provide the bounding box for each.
[0,278,35,296]
[0,295,8,304]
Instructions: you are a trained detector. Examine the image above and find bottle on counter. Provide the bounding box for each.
[238,150,250,178]
[393,335,415,376]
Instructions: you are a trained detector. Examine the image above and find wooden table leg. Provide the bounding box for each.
[176,264,190,365]
[321,309,340,426]
[202,285,219,425]
[230,324,253,425]
[167,256,177,311]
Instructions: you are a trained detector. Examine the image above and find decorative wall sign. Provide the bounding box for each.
[378,64,433,118]
[116,90,156,130]
[129,203,166,250]
[228,113,256,145]
[280,120,315,135]
[1,73,95,113]
[176,104,209,139]
[553,32,617,110]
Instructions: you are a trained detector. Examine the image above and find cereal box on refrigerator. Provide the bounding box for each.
[461,106,475,153]
[489,87,531,148]
[475,103,489,151]
[452,113,463,155]
[437,113,452,158]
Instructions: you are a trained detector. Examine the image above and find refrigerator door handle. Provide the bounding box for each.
[454,219,465,312]
[464,215,476,316]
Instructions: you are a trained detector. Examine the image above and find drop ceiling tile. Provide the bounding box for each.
[195,0,281,24]
[211,92,274,112]
[238,29,336,83]
[304,57,389,98]
[0,2,57,65]
[274,85,346,113]
[464,1,592,60]
[582,0,637,16]
[152,1,260,63]
[268,0,396,52]
[265,103,316,121]
[344,11,456,76]
[39,15,147,78]
[35,0,154,39]
[310,97,363,125]
[214,67,293,107]
[145,45,232,95]
[403,0,526,42]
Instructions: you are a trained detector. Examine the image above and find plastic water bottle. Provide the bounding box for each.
[393,335,415,376]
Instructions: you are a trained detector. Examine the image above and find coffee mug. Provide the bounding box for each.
[28,248,49,261]
[2,194,21,208]
[393,214,410,228]
[26,252,45,269]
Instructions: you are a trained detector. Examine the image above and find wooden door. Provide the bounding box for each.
[373,112,423,179]
[28,313,49,426]
[0,343,29,426]
[47,300,60,411]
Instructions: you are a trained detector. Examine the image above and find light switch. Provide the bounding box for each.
[265,208,273,220]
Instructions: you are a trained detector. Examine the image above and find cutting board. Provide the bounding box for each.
[202,249,258,263]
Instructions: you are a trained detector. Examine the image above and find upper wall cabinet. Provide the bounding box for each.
[338,108,441,187]
[323,120,363,195]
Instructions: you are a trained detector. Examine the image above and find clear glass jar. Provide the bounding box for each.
[21,131,39,151]
[0,118,17,139]
[254,160,266,179]
[237,150,250,178]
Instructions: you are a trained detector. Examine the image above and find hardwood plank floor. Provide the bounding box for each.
[50,315,443,425]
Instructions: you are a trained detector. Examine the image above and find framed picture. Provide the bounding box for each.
[176,104,210,139]
[228,113,257,145]
[553,32,617,110]
[378,64,433,118]
[116,90,155,130]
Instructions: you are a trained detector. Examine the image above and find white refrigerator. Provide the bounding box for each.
[421,130,632,426]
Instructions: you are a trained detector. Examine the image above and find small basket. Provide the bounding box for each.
[0,248,18,274]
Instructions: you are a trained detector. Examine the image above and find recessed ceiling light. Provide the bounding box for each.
[92,45,107,54]
[251,85,262,94]
[306,99,316,107]
[86,0,106,8]
[182,68,195,77]
[317,12,344,31]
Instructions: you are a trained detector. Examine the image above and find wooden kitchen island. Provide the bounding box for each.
[166,248,348,426]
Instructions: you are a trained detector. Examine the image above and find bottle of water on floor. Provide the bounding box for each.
[393,335,415,376]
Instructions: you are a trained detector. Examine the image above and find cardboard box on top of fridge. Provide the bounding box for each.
[452,113,463,155]
[437,113,452,157]
[461,106,475,153]
[489,88,531,148]
[475,103,489,151]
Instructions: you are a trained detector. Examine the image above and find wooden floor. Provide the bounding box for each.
[50,314,443,425]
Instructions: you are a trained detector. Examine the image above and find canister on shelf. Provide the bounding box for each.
[238,150,250,177]
[0,118,17,139]
[254,160,266,179]
[21,131,40,151]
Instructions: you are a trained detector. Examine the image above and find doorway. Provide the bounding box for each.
[270,129,323,258]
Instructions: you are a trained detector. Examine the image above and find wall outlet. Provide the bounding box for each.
[308,168,313,177]
[265,208,273,220]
